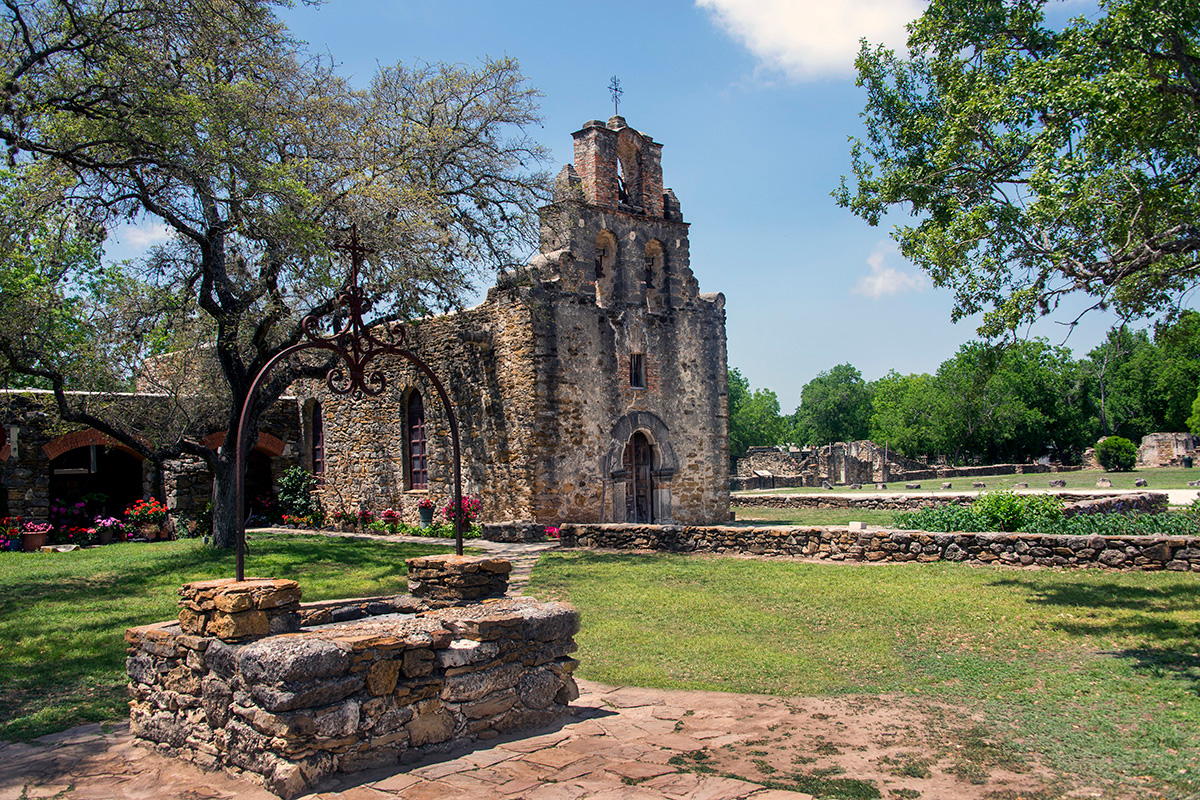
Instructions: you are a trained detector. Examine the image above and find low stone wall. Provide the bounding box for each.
[733,491,1168,514]
[558,523,1199,572]
[481,521,552,543]
[127,562,579,798]
[1063,493,1168,517]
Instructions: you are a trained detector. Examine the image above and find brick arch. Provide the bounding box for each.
[42,429,144,461]
[201,430,286,458]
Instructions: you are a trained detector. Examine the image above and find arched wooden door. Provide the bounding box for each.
[623,431,653,523]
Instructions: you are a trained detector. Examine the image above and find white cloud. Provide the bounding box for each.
[120,221,174,249]
[852,240,927,298]
[696,0,923,80]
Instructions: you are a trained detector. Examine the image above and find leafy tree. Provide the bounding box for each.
[727,368,786,465]
[1095,435,1138,471]
[933,339,1088,464]
[1082,325,1158,440]
[837,0,1200,336]
[1149,310,1200,432]
[793,363,873,446]
[1081,312,1200,441]
[0,0,550,547]
[868,370,941,459]
[1188,387,1200,435]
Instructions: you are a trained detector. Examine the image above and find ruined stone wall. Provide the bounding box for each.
[560,523,1200,572]
[126,596,579,799]
[735,441,1077,487]
[1138,432,1197,467]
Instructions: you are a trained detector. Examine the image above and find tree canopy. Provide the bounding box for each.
[836,0,1200,336]
[0,0,550,545]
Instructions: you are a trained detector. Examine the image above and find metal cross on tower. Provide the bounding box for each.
[609,75,623,116]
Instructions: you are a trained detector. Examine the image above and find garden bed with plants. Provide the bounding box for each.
[252,466,488,539]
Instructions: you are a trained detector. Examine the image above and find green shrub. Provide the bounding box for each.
[1095,436,1138,471]
[277,467,323,523]
[972,490,1063,532]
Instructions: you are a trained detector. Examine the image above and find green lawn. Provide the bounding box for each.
[731,505,898,527]
[738,466,1200,494]
[526,552,1200,799]
[0,534,456,741]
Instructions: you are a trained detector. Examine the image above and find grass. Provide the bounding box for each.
[526,552,1200,799]
[0,533,456,741]
[731,505,898,527]
[738,466,1200,494]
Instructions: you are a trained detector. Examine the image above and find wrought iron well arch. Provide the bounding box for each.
[233,226,466,581]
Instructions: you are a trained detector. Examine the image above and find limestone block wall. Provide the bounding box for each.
[126,596,580,798]
[559,523,1200,572]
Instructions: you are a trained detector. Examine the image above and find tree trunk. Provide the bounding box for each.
[211,447,241,549]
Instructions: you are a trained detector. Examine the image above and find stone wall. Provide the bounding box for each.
[559,522,1199,572]
[733,491,1169,516]
[127,593,580,798]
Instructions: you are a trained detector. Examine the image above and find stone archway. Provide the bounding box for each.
[604,412,678,524]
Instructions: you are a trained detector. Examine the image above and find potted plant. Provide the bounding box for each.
[1,517,22,552]
[125,498,170,540]
[21,521,52,551]
[331,508,358,532]
[380,508,401,534]
[93,516,125,545]
[417,497,435,528]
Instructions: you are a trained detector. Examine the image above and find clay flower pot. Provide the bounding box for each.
[21,530,48,551]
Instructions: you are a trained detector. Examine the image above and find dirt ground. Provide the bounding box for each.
[592,683,1071,800]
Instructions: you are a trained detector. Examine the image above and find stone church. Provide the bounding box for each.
[298,114,731,527]
[1,115,731,528]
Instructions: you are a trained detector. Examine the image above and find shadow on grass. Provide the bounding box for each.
[1109,647,1200,697]
[988,574,1200,694]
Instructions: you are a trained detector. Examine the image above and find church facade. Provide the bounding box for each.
[298,115,731,526]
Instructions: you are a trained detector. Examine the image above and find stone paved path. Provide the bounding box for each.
[0,681,816,800]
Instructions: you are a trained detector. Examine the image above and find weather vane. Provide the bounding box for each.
[608,75,623,116]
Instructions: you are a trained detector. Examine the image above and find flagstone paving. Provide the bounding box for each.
[0,681,819,800]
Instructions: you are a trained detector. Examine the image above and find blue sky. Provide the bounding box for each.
[107,0,1174,408]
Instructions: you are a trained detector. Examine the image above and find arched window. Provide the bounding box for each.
[594,230,617,307]
[623,431,653,523]
[644,240,666,311]
[407,391,428,490]
[310,401,325,478]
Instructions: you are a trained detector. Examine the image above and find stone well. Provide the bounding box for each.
[127,557,579,798]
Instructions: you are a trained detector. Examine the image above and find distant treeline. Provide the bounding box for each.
[730,312,1200,466]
